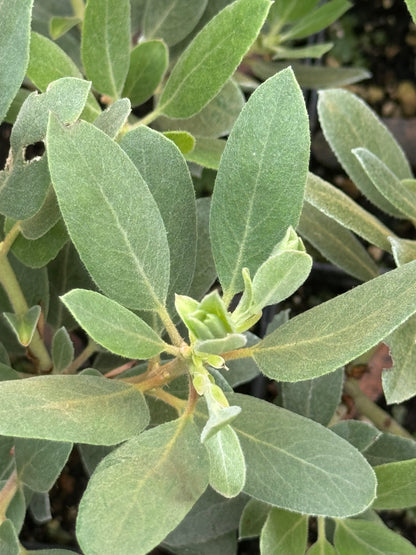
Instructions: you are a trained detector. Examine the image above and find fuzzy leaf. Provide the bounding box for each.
[122,40,168,107]
[185,137,225,169]
[0,0,32,123]
[19,187,61,240]
[0,375,149,445]
[405,0,416,21]
[4,305,40,347]
[81,0,130,98]
[47,116,170,311]
[282,0,351,41]
[76,417,209,555]
[318,89,412,216]
[252,260,416,382]
[158,0,271,118]
[93,98,131,138]
[260,508,308,555]
[164,131,195,154]
[373,458,416,510]
[51,327,74,373]
[239,498,271,539]
[0,520,19,554]
[210,68,310,302]
[61,289,166,359]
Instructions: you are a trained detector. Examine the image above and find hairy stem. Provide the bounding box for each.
[63,338,97,374]
[157,305,184,348]
[147,388,187,414]
[0,470,18,524]
[344,377,412,439]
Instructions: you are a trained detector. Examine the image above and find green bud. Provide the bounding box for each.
[272,226,306,256]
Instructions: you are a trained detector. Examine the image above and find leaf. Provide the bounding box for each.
[188,197,217,301]
[14,438,72,492]
[0,375,149,445]
[51,327,74,373]
[252,260,416,382]
[260,508,308,555]
[373,458,416,510]
[8,218,68,269]
[144,0,207,46]
[49,16,81,40]
[239,498,271,539]
[4,88,30,125]
[61,289,166,359]
[330,421,381,453]
[20,187,61,240]
[318,89,412,217]
[0,519,19,555]
[353,148,416,222]
[307,538,337,555]
[29,491,52,524]
[250,59,370,89]
[205,425,246,498]
[164,531,237,555]
[164,131,195,154]
[3,305,41,347]
[122,40,168,107]
[383,314,416,404]
[305,172,394,253]
[201,393,377,517]
[0,0,32,123]
[76,417,209,555]
[280,367,344,426]
[220,332,260,387]
[272,42,333,60]
[156,79,245,138]
[210,68,310,302]
[405,0,416,22]
[4,486,25,534]
[281,0,351,41]
[165,488,248,547]
[334,518,416,555]
[27,32,100,122]
[298,201,379,281]
[268,0,320,24]
[46,115,170,311]
[157,0,271,118]
[81,0,130,98]
[389,236,416,266]
[185,137,226,169]
[93,98,131,139]
[120,126,196,307]
[363,432,416,466]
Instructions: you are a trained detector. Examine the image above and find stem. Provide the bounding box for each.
[0,254,52,372]
[157,305,184,348]
[0,222,21,255]
[147,388,187,413]
[70,0,85,19]
[344,377,413,439]
[0,470,18,523]
[223,346,254,361]
[128,108,161,130]
[124,357,187,390]
[183,377,199,417]
[63,338,97,374]
[317,516,326,543]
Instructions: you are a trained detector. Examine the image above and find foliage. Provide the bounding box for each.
[0,1,416,554]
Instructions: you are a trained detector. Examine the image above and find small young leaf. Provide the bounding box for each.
[76,417,209,555]
[383,314,416,404]
[252,260,416,382]
[305,172,394,253]
[163,131,195,154]
[29,491,52,524]
[318,89,412,216]
[210,68,310,302]
[122,40,168,107]
[353,147,416,222]
[334,518,416,555]
[93,98,131,139]
[120,126,196,308]
[49,16,81,40]
[307,538,337,554]
[144,0,207,46]
[205,425,246,498]
[298,201,379,281]
[272,42,333,60]
[14,438,72,492]
[47,116,170,311]
[158,0,271,118]
[27,32,100,122]
[0,0,32,123]
[81,0,130,99]
[4,305,41,347]
[197,393,377,517]
[239,498,271,539]
[61,289,166,359]
[0,375,149,445]
[373,458,416,510]
[260,508,308,555]
[280,367,344,426]
[51,327,74,373]
[185,137,226,169]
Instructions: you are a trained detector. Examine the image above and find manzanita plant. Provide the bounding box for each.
[1,0,416,554]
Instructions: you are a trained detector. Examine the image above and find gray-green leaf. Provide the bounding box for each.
[51,327,74,373]
[47,115,170,311]
[260,508,308,555]
[210,67,310,303]
[252,260,416,381]
[157,0,271,118]
[76,417,209,555]
[61,289,166,359]
[0,375,149,445]
[373,458,416,510]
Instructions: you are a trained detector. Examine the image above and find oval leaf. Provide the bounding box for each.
[46,115,170,311]
[61,289,166,359]
[76,417,209,554]
[210,67,310,302]
[252,260,416,381]
[373,458,416,510]
[157,0,271,118]
[260,508,308,555]
[0,375,149,445]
